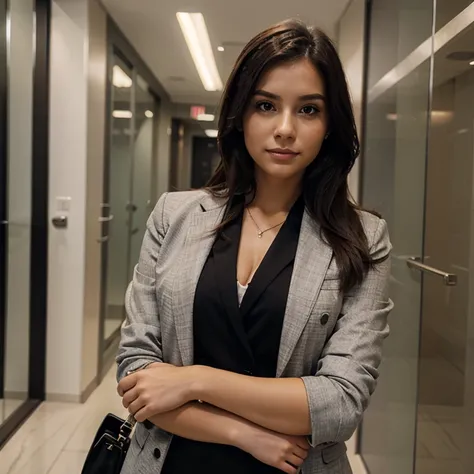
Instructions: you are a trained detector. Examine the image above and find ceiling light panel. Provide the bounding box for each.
[176,12,223,92]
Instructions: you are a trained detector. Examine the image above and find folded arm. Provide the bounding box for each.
[192,368,311,436]
[148,401,253,447]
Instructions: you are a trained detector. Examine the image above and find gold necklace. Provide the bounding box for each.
[246,207,286,239]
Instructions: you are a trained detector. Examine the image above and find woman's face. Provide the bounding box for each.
[242,58,328,183]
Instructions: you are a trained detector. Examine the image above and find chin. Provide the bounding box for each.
[258,162,304,181]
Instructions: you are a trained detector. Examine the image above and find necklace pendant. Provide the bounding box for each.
[258,232,263,238]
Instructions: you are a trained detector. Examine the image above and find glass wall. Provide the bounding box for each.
[0,0,49,445]
[0,0,35,426]
[99,48,158,372]
[360,2,474,473]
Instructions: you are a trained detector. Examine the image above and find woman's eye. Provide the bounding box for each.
[257,101,274,112]
[301,105,319,115]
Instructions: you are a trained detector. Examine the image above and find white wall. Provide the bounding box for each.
[337,0,366,203]
[47,0,89,399]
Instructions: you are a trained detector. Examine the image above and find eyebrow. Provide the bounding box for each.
[254,89,326,102]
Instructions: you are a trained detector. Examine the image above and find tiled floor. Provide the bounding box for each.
[104,318,122,340]
[415,404,466,474]
[0,366,365,473]
[0,400,24,425]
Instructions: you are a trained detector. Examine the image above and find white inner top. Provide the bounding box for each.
[237,281,248,306]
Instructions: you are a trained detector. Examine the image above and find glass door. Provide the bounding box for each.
[359,1,434,472]
[128,74,155,283]
[101,54,134,353]
[0,0,34,426]
[99,51,157,377]
[414,4,474,473]
[360,2,474,473]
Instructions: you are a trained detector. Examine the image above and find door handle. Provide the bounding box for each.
[131,227,139,235]
[0,220,7,225]
[96,235,109,243]
[98,215,114,223]
[406,257,457,286]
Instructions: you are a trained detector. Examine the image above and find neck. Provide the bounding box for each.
[251,172,302,214]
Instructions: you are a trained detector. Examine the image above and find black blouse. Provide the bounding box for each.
[162,198,305,474]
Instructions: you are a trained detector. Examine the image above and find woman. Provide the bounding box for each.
[116,19,392,474]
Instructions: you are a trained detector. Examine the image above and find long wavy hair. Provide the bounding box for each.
[206,19,382,292]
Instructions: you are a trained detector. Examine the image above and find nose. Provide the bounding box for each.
[274,109,296,140]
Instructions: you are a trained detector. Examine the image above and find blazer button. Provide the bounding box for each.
[320,313,330,325]
[154,448,161,459]
[144,420,153,430]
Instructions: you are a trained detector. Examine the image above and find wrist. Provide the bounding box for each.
[188,365,210,401]
[228,418,255,450]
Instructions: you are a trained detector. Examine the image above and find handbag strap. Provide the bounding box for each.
[118,414,136,442]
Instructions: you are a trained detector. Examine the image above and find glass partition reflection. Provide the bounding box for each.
[1,0,34,427]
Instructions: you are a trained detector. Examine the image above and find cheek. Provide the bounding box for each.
[301,126,325,157]
[243,116,265,154]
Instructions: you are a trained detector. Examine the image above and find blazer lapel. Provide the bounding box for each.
[276,212,333,377]
[172,195,225,366]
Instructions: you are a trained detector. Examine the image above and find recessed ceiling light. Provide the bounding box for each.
[145,110,154,118]
[205,129,218,138]
[217,46,224,52]
[113,110,132,119]
[112,66,132,88]
[470,60,474,66]
[197,113,215,122]
[176,12,223,92]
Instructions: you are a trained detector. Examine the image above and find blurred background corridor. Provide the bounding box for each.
[1,1,474,473]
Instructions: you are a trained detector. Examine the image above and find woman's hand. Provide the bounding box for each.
[117,363,195,422]
[234,423,310,474]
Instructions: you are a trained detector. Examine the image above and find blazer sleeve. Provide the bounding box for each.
[301,218,393,446]
[116,192,168,382]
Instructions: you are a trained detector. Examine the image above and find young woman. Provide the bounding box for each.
[116,19,392,474]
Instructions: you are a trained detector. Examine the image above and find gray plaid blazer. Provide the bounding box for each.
[117,190,393,474]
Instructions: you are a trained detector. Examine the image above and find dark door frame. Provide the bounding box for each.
[0,0,50,449]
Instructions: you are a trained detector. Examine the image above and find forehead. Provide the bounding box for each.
[255,58,325,96]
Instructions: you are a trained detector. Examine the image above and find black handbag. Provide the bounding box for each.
[81,413,136,474]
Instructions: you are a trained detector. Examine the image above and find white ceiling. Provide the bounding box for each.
[101,0,352,106]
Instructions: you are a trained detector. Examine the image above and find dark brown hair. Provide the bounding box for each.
[206,19,382,292]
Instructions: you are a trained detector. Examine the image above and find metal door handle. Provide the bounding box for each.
[0,220,7,225]
[97,235,109,243]
[406,257,457,286]
[98,215,114,223]
[131,227,139,235]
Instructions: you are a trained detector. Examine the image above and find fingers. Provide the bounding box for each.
[133,407,148,423]
[127,397,145,417]
[286,453,305,467]
[295,437,310,451]
[122,387,138,409]
[117,373,138,397]
[292,445,309,462]
[278,462,297,474]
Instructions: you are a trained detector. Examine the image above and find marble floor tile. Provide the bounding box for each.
[48,450,87,474]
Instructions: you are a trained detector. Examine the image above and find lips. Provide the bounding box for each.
[266,148,299,160]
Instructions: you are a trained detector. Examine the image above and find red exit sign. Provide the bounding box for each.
[190,105,206,119]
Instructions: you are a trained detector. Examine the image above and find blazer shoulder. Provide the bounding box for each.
[357,210,391,256]
[151,189,223,233]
